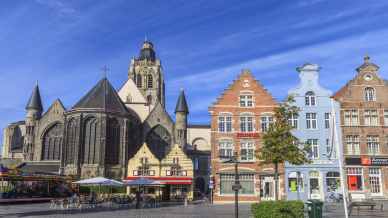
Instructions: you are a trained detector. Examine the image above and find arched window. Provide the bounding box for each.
[147,95,152,105]
[42,123,63,160]
[126,94,132,103]
[147,74,153,88]
[83,117,99,164]
[365,87,376,101]
[65,119,77,164]
[136,74,142,88]
[305,91,316,106]
[10,126,23,151]
[105,118,120,165]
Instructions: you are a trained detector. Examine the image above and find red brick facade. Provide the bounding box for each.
[209,70,284,202]
[334,56,388,199]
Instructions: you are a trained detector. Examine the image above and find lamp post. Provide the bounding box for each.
[224,152,241,218]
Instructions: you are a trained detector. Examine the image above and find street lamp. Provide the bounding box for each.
[224,151,241,218]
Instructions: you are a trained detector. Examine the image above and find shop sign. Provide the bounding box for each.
[361,157,388,166]
[236,132,259,138]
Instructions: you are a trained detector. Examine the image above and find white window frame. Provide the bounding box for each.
[240,141,255,162]
[240,115,254,132]
[364,109,378,126]
[367,135,380,155]
[344,109,359,126]
[288,113,298,129]
[347,167,363,191]
[305,91,316,106]
[369,168,383,195]
[218,114,233,133]
[384,110,388,126]
[307,139,319,159]
[306,113,317,130]
[365,87,376,101]
[219,140,234,159]
[261,115,273,132]
[345,135,360,155]
[324,113,330,129]
[239,95,254,107]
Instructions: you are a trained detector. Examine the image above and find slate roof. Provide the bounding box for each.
[72,78,129,115]
[20,162,60,175]
[175,90,189,113]
[26,84,43,111]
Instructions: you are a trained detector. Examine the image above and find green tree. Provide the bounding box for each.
[258,96,311,200]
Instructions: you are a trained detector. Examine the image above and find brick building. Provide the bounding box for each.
[209,70,284,202]
[333,56,388,199]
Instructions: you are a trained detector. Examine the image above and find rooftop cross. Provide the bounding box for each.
[101,65,109,78]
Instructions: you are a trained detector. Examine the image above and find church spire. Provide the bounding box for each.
[26,82,43,112]
[175,89,189,114]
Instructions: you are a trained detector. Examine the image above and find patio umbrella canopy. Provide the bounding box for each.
[73,177,123,186]
[124,178,162,186]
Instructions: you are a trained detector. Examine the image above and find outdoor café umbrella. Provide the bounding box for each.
[73,177,123,186]
[124,178,161,186]
[73,177,124,195]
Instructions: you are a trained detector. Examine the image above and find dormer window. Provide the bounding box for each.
[365,87,376,101]
[305,91,316,106]
[240,95,253,107]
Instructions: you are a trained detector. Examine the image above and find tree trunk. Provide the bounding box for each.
[274,162,279,201]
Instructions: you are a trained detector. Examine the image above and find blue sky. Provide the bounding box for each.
[2,0,388,147]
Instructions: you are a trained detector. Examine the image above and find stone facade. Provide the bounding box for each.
[285,63,342,201]
[333,56,388,199]
[1,41,211,189]
[209,70,283,202]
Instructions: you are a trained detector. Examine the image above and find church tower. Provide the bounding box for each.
[128,40,165,110]
[24,83,43,161]
[174,89,189,148]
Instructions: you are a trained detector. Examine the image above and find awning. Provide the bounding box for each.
[126,176,192,185]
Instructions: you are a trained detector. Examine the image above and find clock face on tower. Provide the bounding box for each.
[364,74,373,81]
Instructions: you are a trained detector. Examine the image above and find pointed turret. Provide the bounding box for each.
[174,89,189,148]
[175,89,189,114]
[26,83,43,113]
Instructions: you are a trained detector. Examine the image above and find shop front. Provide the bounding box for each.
[285,166,341,201]
[125,176,192,201]
[345,157,388,199]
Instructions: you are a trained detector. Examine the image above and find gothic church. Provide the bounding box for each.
[1,41,209,181]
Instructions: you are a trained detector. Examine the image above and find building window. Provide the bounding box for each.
[240,95,253,107]
[147,74,153,88]
[288,113,298,129]
[344,109,358,126]
[326,172,340,192]
[305,91,316,106]
[307,139,319,159]
[42,123,63,161]
[83,117,99,164]
[65,119,77,164]
[367,135,380,155]
[345,135,360,155]
[220,173,254,195]
[324,113,330,129]
[219,140,233,159]
[240,116,254,132]
[105,118,120,165]
[364,109,378,126]
[240,141,255,161]
[147,95,152,105]
[306,113,317,129]
[347,168,363,191]
[288,172,304,192]
[369,168,382,194]
[384,110,388,126]
[136,74,142,88]
[218,115,232,132]
[365,87,376,101]
[261,116,273,132]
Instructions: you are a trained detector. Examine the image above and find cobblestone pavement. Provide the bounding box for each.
[1,201,388,218]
